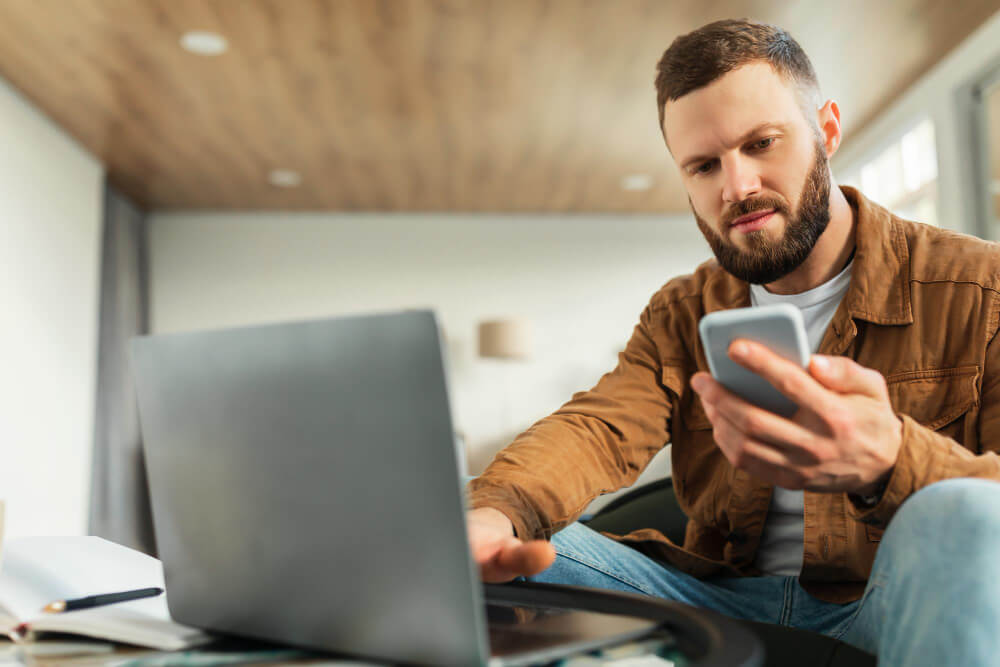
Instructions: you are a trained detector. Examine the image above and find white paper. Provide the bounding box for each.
[0,536,208,650]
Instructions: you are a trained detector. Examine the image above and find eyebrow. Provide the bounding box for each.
[679,122,789,171]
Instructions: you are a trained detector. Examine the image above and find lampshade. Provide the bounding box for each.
[478,319,532,360]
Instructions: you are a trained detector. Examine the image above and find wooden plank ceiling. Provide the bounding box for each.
[0,0,996,213]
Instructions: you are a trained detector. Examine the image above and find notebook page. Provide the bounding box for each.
[27,601,208,650]
[0,536,164,621]
[0,536,207,649]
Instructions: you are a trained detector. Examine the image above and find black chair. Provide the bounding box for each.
[582,478,877,667]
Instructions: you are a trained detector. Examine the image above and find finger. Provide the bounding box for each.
[810,355,888,399]
[714,415,811,488]
[739,450,808,490]
[480,562,522,583]
[728,339,833,411]
[471,537,505,565]
[711,407,816,470]
[481,539,555,582]
[477,536,523,582]
[496,539,556,576]
[696,374,821,459]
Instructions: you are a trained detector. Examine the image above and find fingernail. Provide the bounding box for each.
[731,341,749,359]
[691,376,705,393]
[812,355,829,372]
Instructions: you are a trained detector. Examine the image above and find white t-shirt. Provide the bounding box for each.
[747,259,853,576]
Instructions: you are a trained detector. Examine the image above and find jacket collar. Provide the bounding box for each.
[839,185,912,325]
[701,185,913,326]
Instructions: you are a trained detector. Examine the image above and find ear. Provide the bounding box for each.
[816,100,842,158]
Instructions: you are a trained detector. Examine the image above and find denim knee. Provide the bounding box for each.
[889,478,1000,547]
[867,479,1000,666]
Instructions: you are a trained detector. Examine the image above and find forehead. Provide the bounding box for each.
[662,62,805,161]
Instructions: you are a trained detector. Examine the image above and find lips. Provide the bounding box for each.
[731,209,775,227]
[729,209,776,233]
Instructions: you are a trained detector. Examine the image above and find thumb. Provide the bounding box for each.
[495,539,557,577]
[810,355,885,398]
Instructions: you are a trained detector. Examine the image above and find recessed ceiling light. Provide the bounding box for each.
[179,31,228,56]
[621,174,653,192]
[268,169,302,188]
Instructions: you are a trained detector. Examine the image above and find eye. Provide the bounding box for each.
[694,160,716,175]
[752,137,775,150]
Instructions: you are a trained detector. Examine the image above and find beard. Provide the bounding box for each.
[694,143,832,285]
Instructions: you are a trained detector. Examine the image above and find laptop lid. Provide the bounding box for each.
[131,311,490,666]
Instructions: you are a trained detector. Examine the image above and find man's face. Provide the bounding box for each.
[662,62,831,285]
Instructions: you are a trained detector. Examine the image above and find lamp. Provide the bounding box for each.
[478,318,532,360]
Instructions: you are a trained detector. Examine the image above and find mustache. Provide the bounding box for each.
[721,196,790,227]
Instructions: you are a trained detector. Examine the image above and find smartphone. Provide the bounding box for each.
[697,303,810,417]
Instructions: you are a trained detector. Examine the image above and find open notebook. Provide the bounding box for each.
[0,536,209,650]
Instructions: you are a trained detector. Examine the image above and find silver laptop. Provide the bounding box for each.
[131,310,657,666]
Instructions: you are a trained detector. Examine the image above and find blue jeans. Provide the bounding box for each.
[528,478,1000,666]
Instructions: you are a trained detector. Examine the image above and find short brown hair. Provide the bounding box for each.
[654,19,820,131]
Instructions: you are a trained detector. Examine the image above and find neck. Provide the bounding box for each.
[762,181,856,295]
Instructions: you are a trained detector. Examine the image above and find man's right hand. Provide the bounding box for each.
[467,507,556,582]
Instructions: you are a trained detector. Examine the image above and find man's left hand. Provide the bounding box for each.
[690,340,902,495]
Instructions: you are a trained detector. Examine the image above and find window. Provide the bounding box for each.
[842,118,939,226]
[979,77,1000,237]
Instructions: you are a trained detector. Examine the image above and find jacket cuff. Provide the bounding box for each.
[466,480,545,541]
[846,414,946,528]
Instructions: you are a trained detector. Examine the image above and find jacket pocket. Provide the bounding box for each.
[884,365,979,431]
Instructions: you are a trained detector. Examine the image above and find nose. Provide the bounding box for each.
[721,154,762,203]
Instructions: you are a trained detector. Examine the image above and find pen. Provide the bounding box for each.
[43,587,164,613]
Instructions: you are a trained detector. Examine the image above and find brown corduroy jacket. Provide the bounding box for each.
[468,186,1000,604]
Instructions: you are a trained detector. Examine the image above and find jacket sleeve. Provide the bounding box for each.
[847,302,1000,528]
[466,303,678,541]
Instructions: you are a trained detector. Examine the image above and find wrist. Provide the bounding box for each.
[854,471,889,498]
[474,506,517,537]
[851,468,891,506]
[854,415,902,498]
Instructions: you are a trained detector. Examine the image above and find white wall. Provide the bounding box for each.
[0,77,104,537]
[148,211,711,497]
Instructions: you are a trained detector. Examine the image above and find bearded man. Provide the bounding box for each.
[466,18,1000,666]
